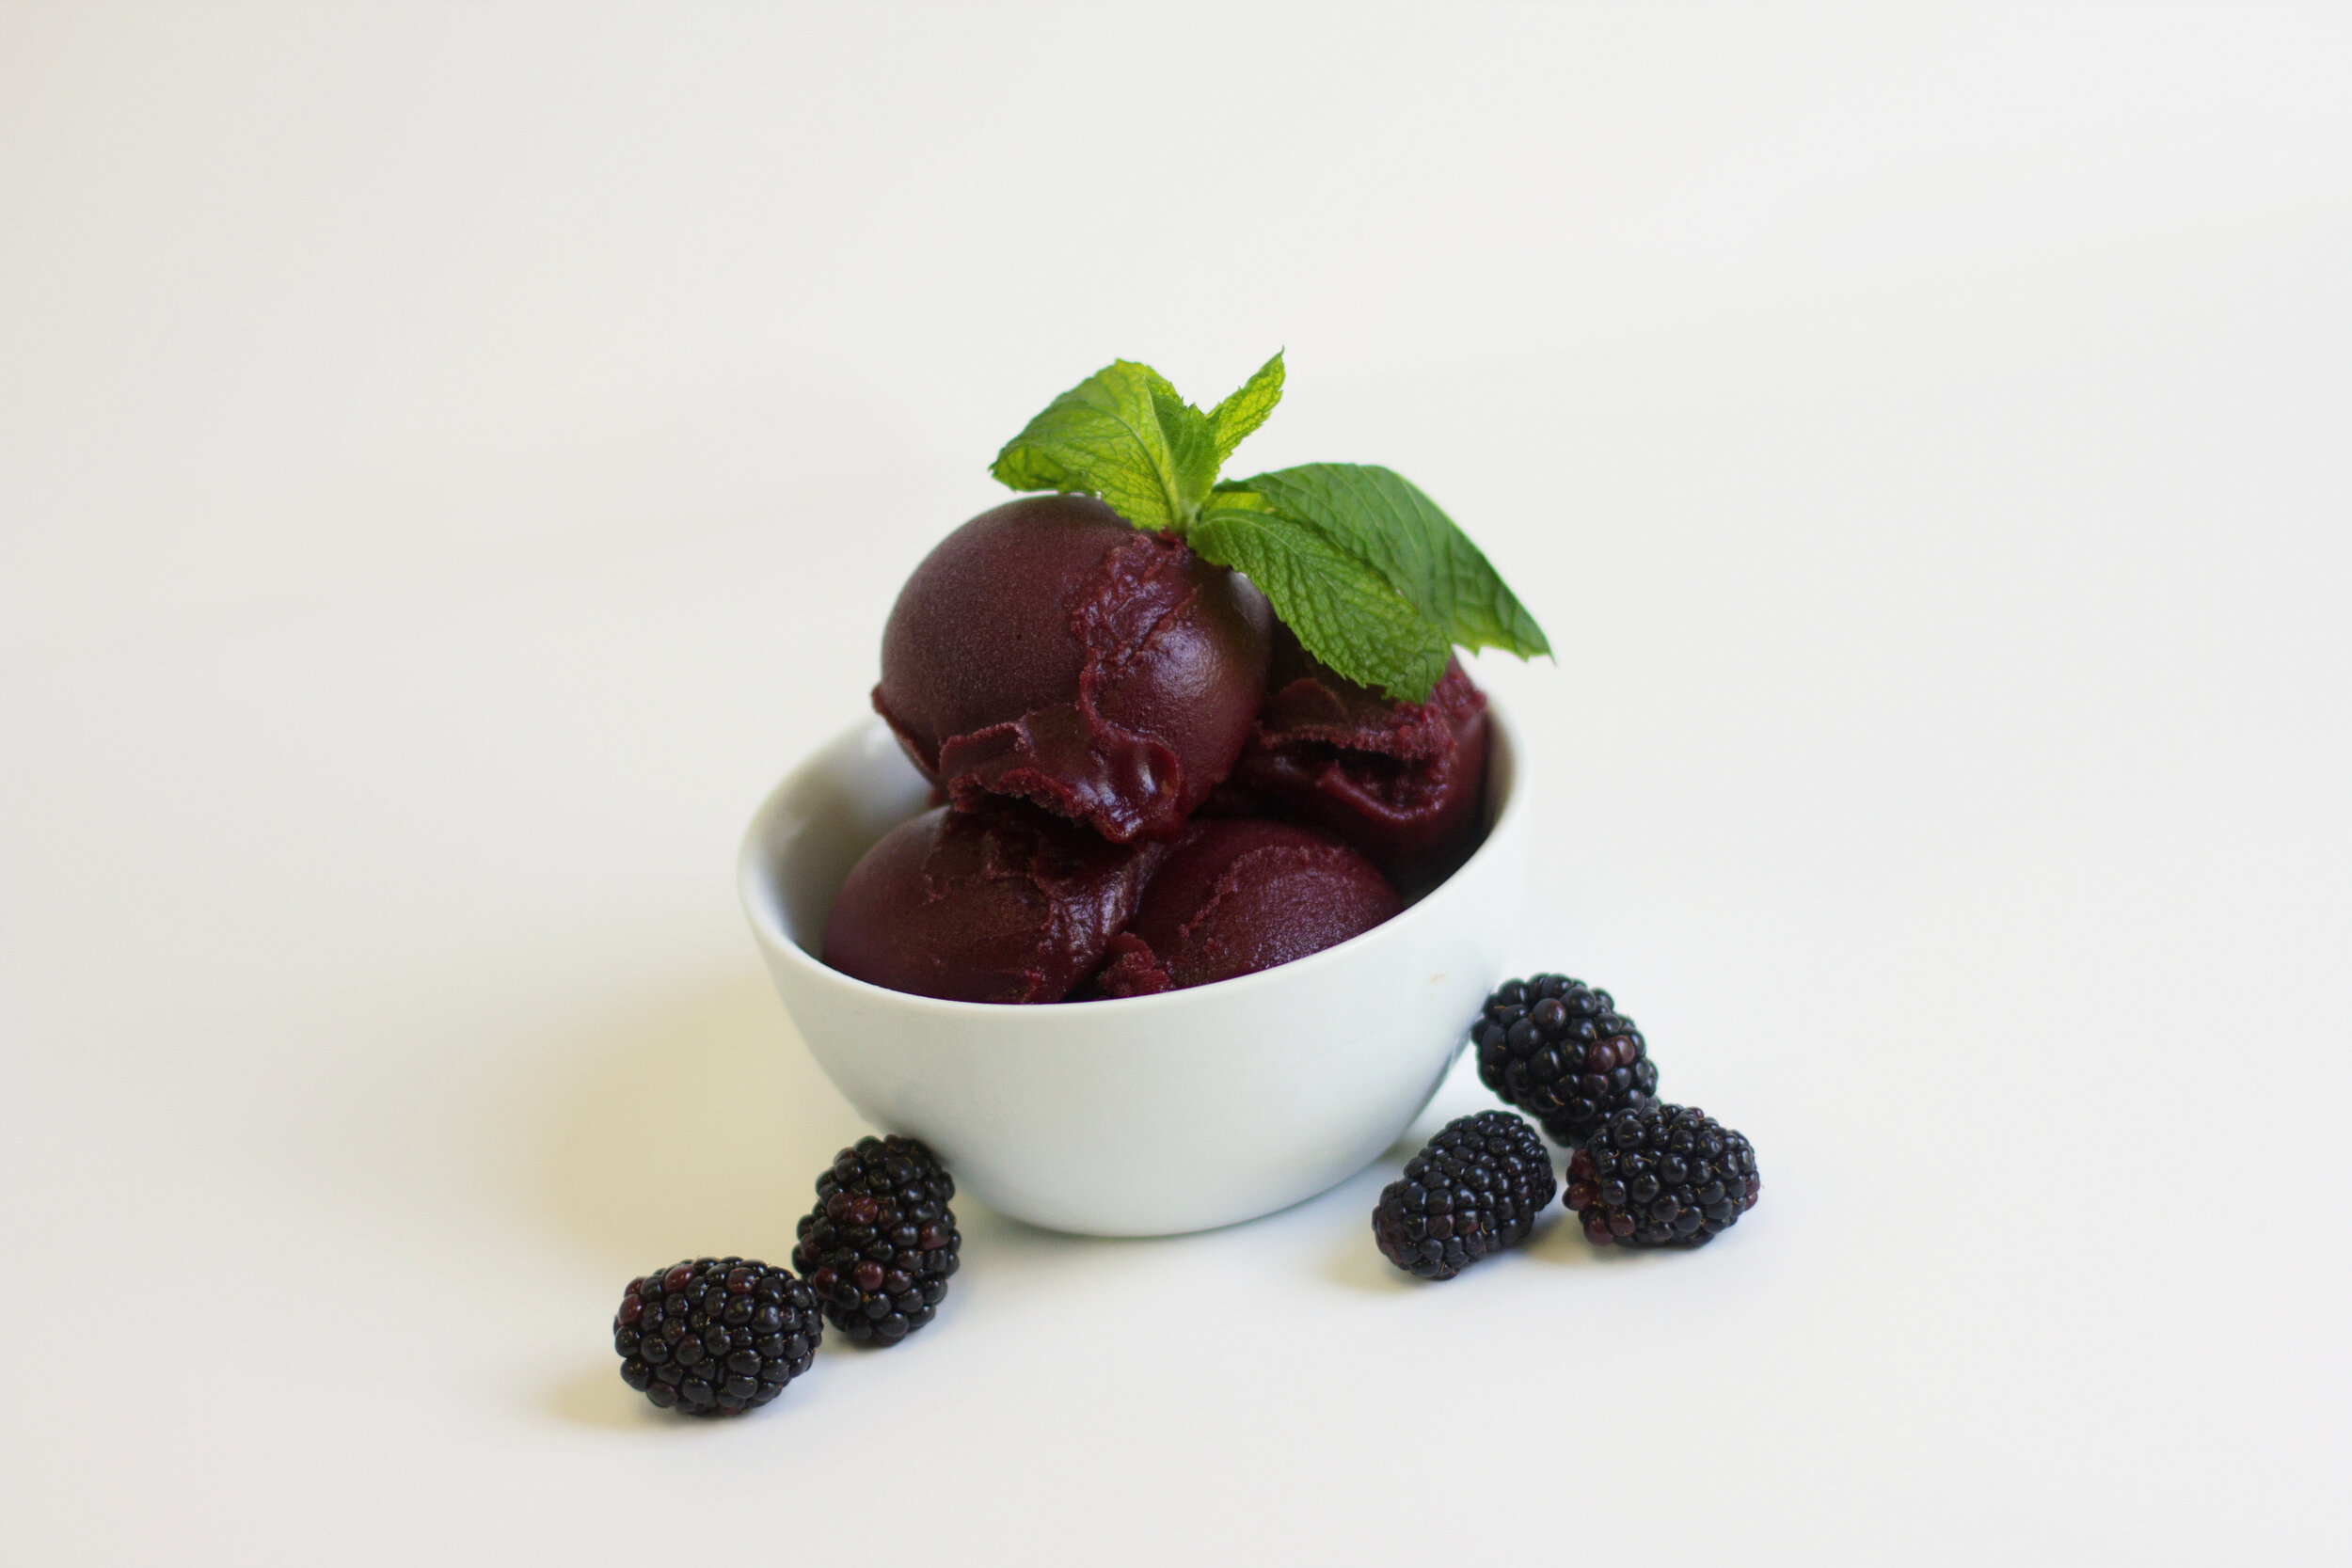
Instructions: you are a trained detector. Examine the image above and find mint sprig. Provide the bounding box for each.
[1205,352,1286,468]
[988,359,1219,533]
[1240,462,1551,665]
[1193,487,1454,701]
[990,353,1549,701]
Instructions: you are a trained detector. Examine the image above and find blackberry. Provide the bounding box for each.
[1565,1102,1759,1247]
[1473,974,1658,1147]
[1373,1111,1557,1279]
[612,1258,820,1416]
[793,1135,961,1344]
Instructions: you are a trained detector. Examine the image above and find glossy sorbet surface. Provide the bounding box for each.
[1222,629,1488,887]
[873,494,1274,844]
[822,801,1167,1004]
[1088,817,1400,997]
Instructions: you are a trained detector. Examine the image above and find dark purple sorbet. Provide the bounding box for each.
[873,493,1274,844]
[1216,627,1488,888]
[823,800,1168,1004]
[1085,816,1399,997]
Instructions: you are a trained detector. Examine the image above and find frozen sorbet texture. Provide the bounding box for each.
[874,494,1274,843]
[823,802,1166,1004]
[1088,817,1400,997]
[1223,630,1489,887]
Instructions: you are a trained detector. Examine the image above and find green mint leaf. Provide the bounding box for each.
[990,356,1545,703]
[1238,463,1551,660]
[1152,385,1221,522]
[1206,351,1285,469]
[990,360,1217,533]
[1191,490,1452,701]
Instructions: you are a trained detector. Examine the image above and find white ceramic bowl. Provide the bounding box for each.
[738,696,1528,1236]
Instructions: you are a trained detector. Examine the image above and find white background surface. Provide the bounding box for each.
[5,4,2349,1562]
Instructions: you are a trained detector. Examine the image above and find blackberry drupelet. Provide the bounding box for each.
[612,1257,820,1416]
[1373,1110,1557,1279]
[1473,974,1659,1147]
[793,1135,961,1344]
[1565,1102,1759,1247]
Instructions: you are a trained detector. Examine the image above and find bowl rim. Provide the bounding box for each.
[739,690,1526,1022]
